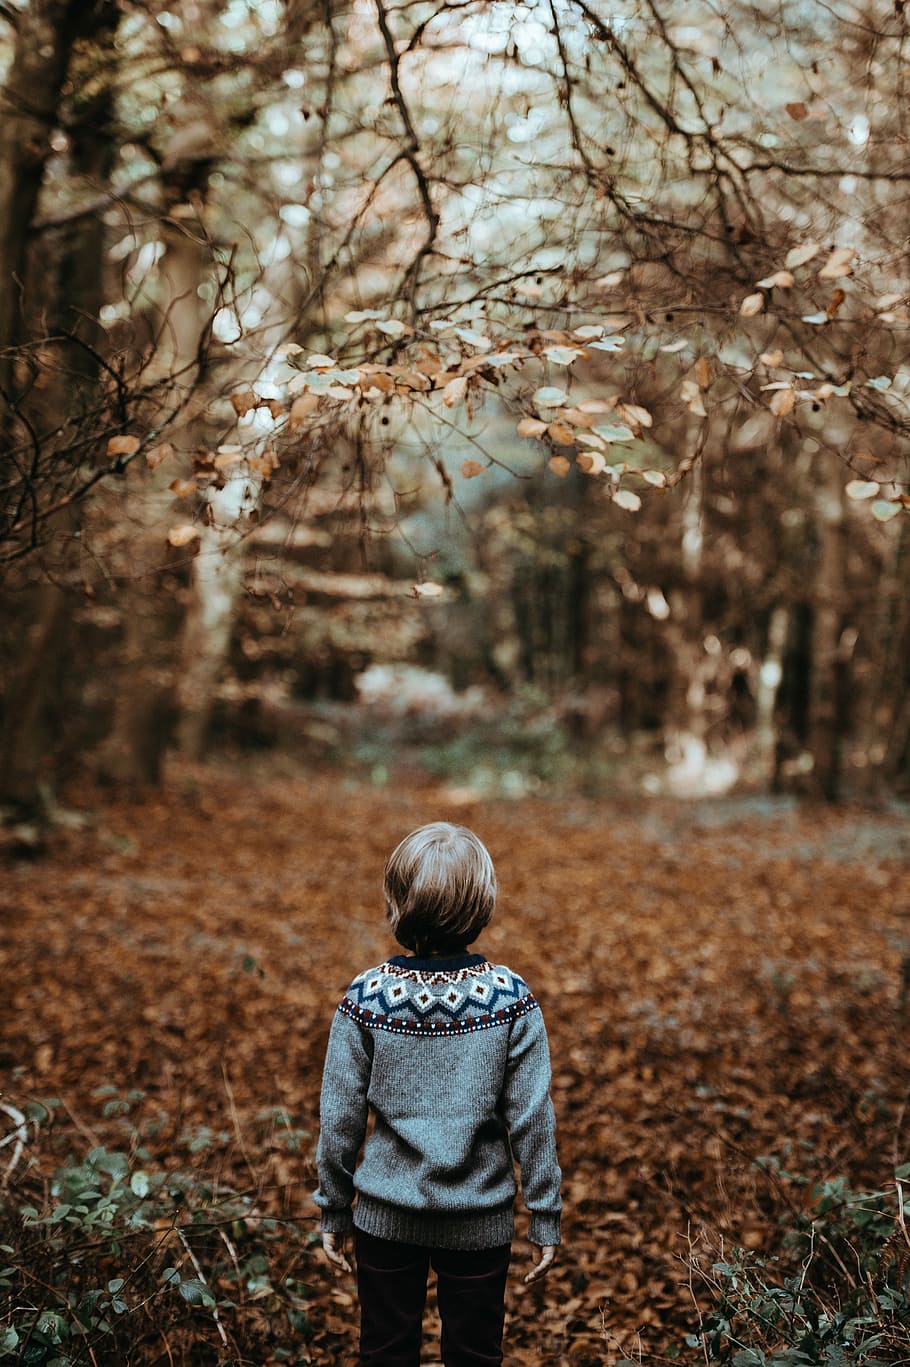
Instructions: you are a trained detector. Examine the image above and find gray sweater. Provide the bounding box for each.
[313,952,562,1249]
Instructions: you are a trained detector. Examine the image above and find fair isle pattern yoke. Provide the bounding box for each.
[338,959,538,1037]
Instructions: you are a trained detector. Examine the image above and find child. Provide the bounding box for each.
[313,821,562,1367]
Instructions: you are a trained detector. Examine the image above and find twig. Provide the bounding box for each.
[175,1227,229,1348]
[222,1062,259,1189]
[0,1100,27,1189]
[895,1177,910,1253]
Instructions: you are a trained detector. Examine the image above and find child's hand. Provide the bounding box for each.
[322,1231,352,1273]
[524,1243,557,1284]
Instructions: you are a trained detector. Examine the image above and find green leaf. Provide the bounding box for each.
[107,1278,125,1293]
[179,1277,216,1308]
[162,1266,181,1286]
[865,375,892,390]
[0,1327,18,1351]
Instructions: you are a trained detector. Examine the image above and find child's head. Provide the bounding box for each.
[383,822,497,956]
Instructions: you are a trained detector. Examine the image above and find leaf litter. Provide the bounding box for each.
[0,765,908,1365]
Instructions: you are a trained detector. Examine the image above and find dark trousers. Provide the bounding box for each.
[354,1228,511,1367]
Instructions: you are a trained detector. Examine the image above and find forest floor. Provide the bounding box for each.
[1,757,909,1365]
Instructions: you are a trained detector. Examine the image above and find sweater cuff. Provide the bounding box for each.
[320,1207,354,1235]
[528,1212,561,1246]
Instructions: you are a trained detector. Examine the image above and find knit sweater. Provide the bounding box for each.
[313,951,562,1250]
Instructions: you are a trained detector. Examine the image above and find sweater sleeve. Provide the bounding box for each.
[501,1002,562,1246]
[313,1005,374,1234]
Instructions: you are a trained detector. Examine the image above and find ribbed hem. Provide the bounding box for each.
[353,1195,514,1250]
[319,1207,354,1235]
[528,1211,561,1246]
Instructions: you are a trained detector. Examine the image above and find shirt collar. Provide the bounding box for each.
[387,951,486,972]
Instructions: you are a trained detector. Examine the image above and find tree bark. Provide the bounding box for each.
[0,0,90,398]
[807,455,848,801]
[0,1,118,819]
[98,202,210,784]
[175,466,260,758]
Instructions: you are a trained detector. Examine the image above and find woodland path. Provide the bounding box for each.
[2,763,908,1365]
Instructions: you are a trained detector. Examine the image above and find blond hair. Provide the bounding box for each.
[383,822,497,955]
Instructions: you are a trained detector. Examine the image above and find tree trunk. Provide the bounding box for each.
[0,583,69,819]
[807,455,848,800]
[0,1,118,819]
[0,0,88,399]
[755,604,788,787]
[665,455,711,792]
[175,466,260,758]
[98,202,210,784]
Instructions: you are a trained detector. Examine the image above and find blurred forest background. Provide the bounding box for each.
[2,0,910,821]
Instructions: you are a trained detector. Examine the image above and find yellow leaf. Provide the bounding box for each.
[230,390,259,417]
[413,581,444,597]
[617,402,653,429]
[769,388,796,416]
[577,450,606,475]
[248,451,279,476]
[785,241,821,270]
[547,422,575,446]
[696,356,713,390]
[168,478,196,498]
[755,270,794,289]
[557,407,596,427]
[167,524,199,547]
[444,376,468,408]
[548,455,571,477]
[214,448,244,471]
[517,417,548,437]
[289,394,319,429]
[145,442,175,471]
[461,460,485,478]
[368,372,396,393]
[740,293,764,317]
[305,352,336,367]
[327,385,355,400]
[818,247,855,280]
[680,380,707,417]
[576,431,607,450]
[576,398,617,414]
[759,350,785,366]
[785,101,809,120]
[107,435,140,457]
